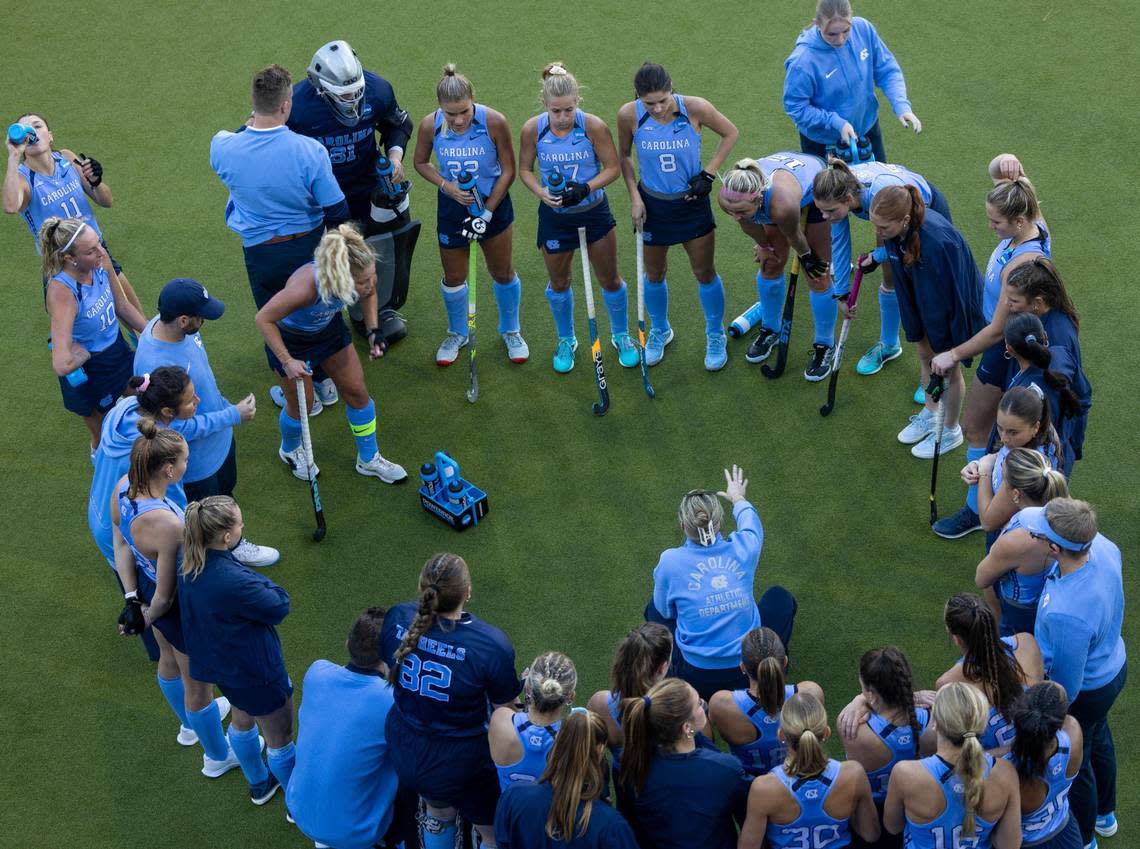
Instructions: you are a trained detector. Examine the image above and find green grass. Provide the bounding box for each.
[1,2,1136,845]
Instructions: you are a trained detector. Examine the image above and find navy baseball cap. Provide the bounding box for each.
[158,278,225,320]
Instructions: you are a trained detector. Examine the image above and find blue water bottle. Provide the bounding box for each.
[376,155,396,197]
[456,170,484,215]
[545,166,566,198]
[728,301,765,338]
[7,123,37,146]
[46,340,87,386]
[420,462,439,496]
[446,480,467,508]
[857,136,873,163]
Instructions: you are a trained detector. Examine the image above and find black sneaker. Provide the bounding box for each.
[932,505,983,539]
[745,328,778,363]
[803,344,835,381]
[250,772,281,806]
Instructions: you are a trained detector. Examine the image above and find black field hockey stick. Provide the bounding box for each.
[635,231,655,399]
[927,374,946,526]
[578,227,610,415]
[820,255,867,416]
[296,377,326,541]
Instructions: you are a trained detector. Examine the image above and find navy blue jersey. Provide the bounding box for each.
[380,602,520,738]
[288,71,412,198]
[1037,308,1091,463]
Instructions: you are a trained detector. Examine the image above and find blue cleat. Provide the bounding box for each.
[1096,813,1118,837]
[856,341,903,376]
[552,336,578,373]
[932,505,982,539]
[645,327,674,367]
[705,332,728,371]
[612,333,640,368]
[914,383,926,405]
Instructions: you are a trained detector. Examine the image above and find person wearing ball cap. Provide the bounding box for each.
[1022,498,1125,848]
[134,278,278,568]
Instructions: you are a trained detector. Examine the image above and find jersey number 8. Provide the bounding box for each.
[659,153,677,173]
[399,655,453,702]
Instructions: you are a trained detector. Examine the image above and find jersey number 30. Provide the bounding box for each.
[399,655,452,702]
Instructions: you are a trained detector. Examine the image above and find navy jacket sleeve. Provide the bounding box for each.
[231,568,291,626]
[366,72,413,153]
[938,230,985,350]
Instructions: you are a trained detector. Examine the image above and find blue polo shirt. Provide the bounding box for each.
[210,125,345,247]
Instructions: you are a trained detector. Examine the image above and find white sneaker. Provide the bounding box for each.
[314,378,338,406]
[436,332,468,366]
[279,445,319,480]
[897,407,936,444]
[269,384,323,416]
[231,538,280,568]
[202,746,241,778]
[911,424,964,458]
[356,452,408,484]
[502,331,529,363]
[177,696,230,746]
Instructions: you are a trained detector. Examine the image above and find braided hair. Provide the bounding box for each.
[387,553,470,686]
[741,627,788,715]
[944,593,1025,719]
[859,647,922,757]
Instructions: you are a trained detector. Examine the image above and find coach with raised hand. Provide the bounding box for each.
[646,465,798,701]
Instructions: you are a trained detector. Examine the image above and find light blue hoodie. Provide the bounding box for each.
[783,17,911,145]
[87,396,240,566]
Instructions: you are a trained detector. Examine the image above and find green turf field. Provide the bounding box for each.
[1,2,1135,845]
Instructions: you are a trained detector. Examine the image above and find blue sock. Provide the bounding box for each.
[758,272,786,333]
[698,275,726,335]
[346,399,378,460]
[421,812,459,849]
[186,700,230,762]
[493,274,521,334]
[965,445,987,513]
[545,284,575,338]
[879,287,901,348]
[810,287,837,346]
[602,281,629,335]
[279,410,302,453]
[644,277,670,332]
[440,280,469,336]
[266,741,296,789]
[156,673,187,725]
[228,724,268,785]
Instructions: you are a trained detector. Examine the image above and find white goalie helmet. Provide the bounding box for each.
[308,40,366,126]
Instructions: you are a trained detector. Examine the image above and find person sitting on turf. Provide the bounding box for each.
[646,465,797,701]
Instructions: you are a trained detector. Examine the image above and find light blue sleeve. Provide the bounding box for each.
[1042,612,1093,701]
[868,22,912,116]
[652,556,675,619]
[168,406,241,441]
[831,217,853,295]
[783,66,847,138]
[729,501,764,568]
[307,143,346,207]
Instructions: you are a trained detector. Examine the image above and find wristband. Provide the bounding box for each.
[124,590,138,600]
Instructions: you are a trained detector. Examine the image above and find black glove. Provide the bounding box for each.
[79,153,103,187]
[560,181,591,207]
[798,249,830,278]
[118,597,145,635]
[858,254,881,274]
[684,170,715,201]
[461,210,492,241]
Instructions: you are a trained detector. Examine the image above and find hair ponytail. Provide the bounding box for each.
[619,678,691,794]
[987,176,1041,224]
[315,222,374,306]
[39,217,87,279]
[1006,258,1080,330]
[1003,312,1081,422]
[812,157,861,206]
[541,62,580,102]
[932,682,989,838]
[609,623,673,699]
[945,593,1025,719]
[742,627,787,714]
[181,495,239,580]
[1003,447,1069,506]
[633,62,672,97]
[721,159,768,197]
[524,651,578,713]
[387,553,470,686]
[129,366,191,421]
[870,185,925,266]
[437,64,474,104]
[1009,682,1068,783]
[126,418,186,499]
[860,647,921,755]
[540,710,608,840]
[780,692,829,778]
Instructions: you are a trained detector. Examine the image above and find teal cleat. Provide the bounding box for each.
[552,336,578,373]
[914,383,926,405]
[612,332,640,368]
[856,341,903,376]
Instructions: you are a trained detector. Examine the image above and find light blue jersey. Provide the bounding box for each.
[433,104,501,198]
[954,635,1020,750]
[51,268,120,353]
[1005,729,1074,846]
[634,94,702,197]
[496,712,560,790]
[19,153,102,252]
[865,708,931,801]
[996,511,1048,614]
[535,109,603,211]
[983,223,1051,322]
[830,162,932,293]
[751,153,826,226]
[726,685,795,776]
[766,759,850,849]
[904,754,998,849]
[117,479,184,603]
[278,263,345,333]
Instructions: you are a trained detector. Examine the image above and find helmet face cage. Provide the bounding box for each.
[308,40,365,126]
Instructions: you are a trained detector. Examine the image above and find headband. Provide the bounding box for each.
[719,187,761,203]
[57,222,88,255]
[1037,522,1092,553]
[137,373,151,393]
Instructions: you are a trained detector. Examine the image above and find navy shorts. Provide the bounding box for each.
[975,340,1011,388]
[437,192,514,249]
[537,196,616,253]
[136,572,187,654]
[59,332,133,416]
[218,669,293,717]
[242,228,324,310]
[265,314,352,375]
[385,709,501,826]
[639,184,715,247]
[927,184,952,223]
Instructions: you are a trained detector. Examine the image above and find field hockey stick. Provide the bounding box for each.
[458,171,482,404]
[927,374,946,526]
[819,256,866,416]
[634,231,655,399]
[296,376,326,541]
[761,252,799,380]
[578,227,610,416]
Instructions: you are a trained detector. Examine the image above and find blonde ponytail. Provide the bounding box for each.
[780,692,829,778]
[314,223,374,306]
[182,495,238,580]
[932,682,990,838]
[39,217,87,278]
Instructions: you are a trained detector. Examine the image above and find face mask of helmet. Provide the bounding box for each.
[308,40,366,126]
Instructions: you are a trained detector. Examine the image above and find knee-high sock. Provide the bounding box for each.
[758,272,786,333]
[186,699,230,762]
[545,284,575,338]
[228,724,268,785]
[810,287,837,346]
[266,741,296,789]
[879,286,901,348]
[698,275,725,335]
[440,280,469,336]
[602,281,629,335]
[346,398,378,460]
[644,277,670,332]
[156,673,187,725]
[965,445,987,513]
[279,410,302,453]
[493,274,521,334]
[420,812,459,849]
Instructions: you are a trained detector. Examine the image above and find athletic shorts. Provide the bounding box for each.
[639,184,715,247]
[218,670,293,717]
[927,185,952,223]
[135,570,187,654]
[536,196,615,253]
[265,314,352,376]
[58,332,133,416]
[436,192,514,249]
[385,709,501,826]
[975,341,1011,388]
[242,228,324,310]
